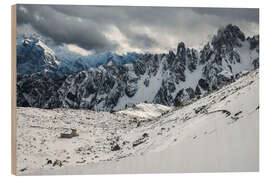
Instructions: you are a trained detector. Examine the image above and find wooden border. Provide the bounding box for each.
[11,4,17,175]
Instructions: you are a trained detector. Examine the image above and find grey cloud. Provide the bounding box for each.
[17,5,118,52]
[50,6,170,48]
[192,8,259,23]
[129,33,158,48]
[17,4,259,53]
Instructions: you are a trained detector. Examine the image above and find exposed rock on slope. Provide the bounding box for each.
[16,69,259,175]
[17,25,259,111]
[17,38,60,78]
[17,73,63,108]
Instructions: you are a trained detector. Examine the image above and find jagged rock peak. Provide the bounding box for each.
[176,42,186,56]
[211,24,245,51]
[17,36,60,77]
[247,35,259,50]
[169,50,175,57]
[16,24,259,111]
[199,42,214,64]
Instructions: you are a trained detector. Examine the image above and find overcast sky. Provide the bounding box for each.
[16,4,259,55]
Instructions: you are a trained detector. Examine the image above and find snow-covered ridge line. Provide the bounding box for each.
[17,24,259,111]
[17,35,142,78]
[16,69,259,175]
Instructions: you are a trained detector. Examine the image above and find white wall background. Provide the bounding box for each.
[1,0,269,179]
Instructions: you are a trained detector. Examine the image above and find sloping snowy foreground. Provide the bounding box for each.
[16,70,259,175]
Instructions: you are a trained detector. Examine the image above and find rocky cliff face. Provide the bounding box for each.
[17,73,63,107]
[17,24,259,111]
[16,36,142,80]
[17,38,61,78]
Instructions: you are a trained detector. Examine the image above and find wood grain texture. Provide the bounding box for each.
[11,4,17,175]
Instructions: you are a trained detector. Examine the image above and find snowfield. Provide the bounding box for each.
[16,70,259,175]
[117,103,172,118]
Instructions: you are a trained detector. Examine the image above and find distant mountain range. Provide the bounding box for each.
[16,37,142,79]
[16,24,259,111]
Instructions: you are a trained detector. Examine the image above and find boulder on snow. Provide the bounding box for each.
[52,159,63,167]
[111,143,121,151]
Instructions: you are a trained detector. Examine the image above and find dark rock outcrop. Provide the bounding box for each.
[16,24,259,111]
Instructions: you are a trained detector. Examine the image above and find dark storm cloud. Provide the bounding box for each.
[17,5,162,51]
[191,8,259,23]
[17,4,259,53]
[17,5,118,52]
[49,5,172,48]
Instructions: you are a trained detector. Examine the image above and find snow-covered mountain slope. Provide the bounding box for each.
[16,36,141,79]
[16,73,64,107]
[16,69,259,175]
[57,51,142,71]
[17,37,60,77]
[32,24,259,111]
[116,103,172,118]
